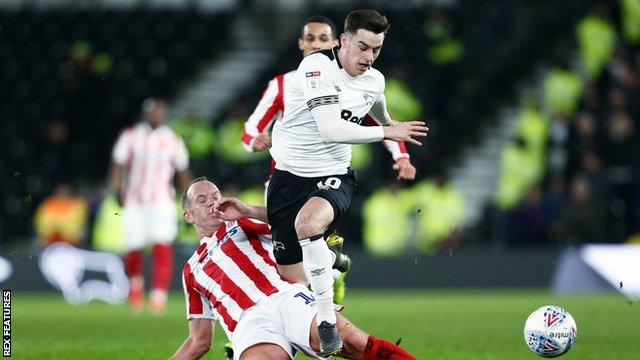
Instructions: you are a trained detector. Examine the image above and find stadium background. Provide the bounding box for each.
[1,0,640,359]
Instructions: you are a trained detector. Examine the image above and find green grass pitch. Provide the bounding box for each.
[12,289,640,359]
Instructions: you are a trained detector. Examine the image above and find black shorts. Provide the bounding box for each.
[266,169,357,265]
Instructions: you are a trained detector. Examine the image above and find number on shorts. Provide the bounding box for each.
[317,177,341,190]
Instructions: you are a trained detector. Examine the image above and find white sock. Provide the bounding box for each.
[300,235,336,324]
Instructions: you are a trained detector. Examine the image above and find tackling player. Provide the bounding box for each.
[172,177,417,360]
[267,10,428,356]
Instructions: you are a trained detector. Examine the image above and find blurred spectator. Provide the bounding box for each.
[424,8,463,66]
[606,87,629,116]
[38,120,74,184]
[91,192,124,254]
[509,184,549,246]
[90,52,113,77]
[384,69,423,122]
[620,0,640,45]
[70,40,92,75]
[515,103,548,153]
[216,102,267,163]
[567,111,601,177]
[576,6,616,80]
[494,136,541,210]
[350,144,373,171]
[552,176,606,244]
[547,114,570,176]
[170,107,215,162]
[604,110,639,241]
[543,64,583,117]
[412,174,465,253]
[542,175,568,229]
[580,151,610,203]
[34,183,88,246]
[237,186,265,206]
[362,182,412,257]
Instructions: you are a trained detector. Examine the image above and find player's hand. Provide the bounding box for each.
[393,158,416,180]
[383,121,428,146]
[251,132,271,152]
[213,197,250,220]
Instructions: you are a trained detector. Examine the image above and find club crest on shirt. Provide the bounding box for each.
[307,78,320,89]
[363,92,374,106]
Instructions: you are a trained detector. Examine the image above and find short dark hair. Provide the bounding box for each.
[344,9,389,36]
[301,15,337,38]
[181,176,210,211]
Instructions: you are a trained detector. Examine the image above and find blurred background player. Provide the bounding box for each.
[109,97,193,314]
[241,15,418,303]
[266,10,428,356]
[173,177,417,360]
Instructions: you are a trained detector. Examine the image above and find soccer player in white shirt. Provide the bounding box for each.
[242,15,416,183]
[243,16,418,305]
[172,177,417,360]
[109,97,193,314]
[267,10,428,355]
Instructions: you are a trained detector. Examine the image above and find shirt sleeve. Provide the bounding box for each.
[382,140,410,160]
[242,75,284,151]
[237,218,271,236]
[182,264,217,320]
[298,54,339,111]
[111,130,130,165]
[174,135,190,171]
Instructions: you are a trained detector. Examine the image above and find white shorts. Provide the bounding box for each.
[232,284,325,360]
[122,201,177,250]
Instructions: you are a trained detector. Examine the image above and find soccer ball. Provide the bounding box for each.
[523,305,577,357]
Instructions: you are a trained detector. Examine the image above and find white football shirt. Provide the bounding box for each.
[270,47,386,177]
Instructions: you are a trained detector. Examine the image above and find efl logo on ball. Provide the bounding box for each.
[523,305,577,358]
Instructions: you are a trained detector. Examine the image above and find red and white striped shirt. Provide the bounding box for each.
[181,218,293,337]
[242,71,409,162]
[112,122,189,205]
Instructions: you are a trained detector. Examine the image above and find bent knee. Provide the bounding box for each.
[294,214,325,239]
[339,319,369,357]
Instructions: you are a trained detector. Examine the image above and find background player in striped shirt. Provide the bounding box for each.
[242,15,418,304]
[109,97,193,314]
[172,177,417,360]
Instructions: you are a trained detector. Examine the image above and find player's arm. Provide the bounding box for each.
[214,197,268,223]
[171,319,214,360]
[300,55,428,145]
[109,130,130,206]
[108,163,124,198]
[242,75,283,152]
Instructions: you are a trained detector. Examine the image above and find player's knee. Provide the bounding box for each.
[338,318,369,357]
[294,213,324,239]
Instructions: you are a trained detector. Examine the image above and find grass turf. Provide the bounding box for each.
[11,289,640,359]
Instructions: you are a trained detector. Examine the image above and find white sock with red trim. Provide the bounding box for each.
[300,235,336,325]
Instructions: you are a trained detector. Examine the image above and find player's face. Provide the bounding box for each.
[298,22,336,57]
[340,29,384,76]
[145,100,168,127]
[184,181,224,230]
